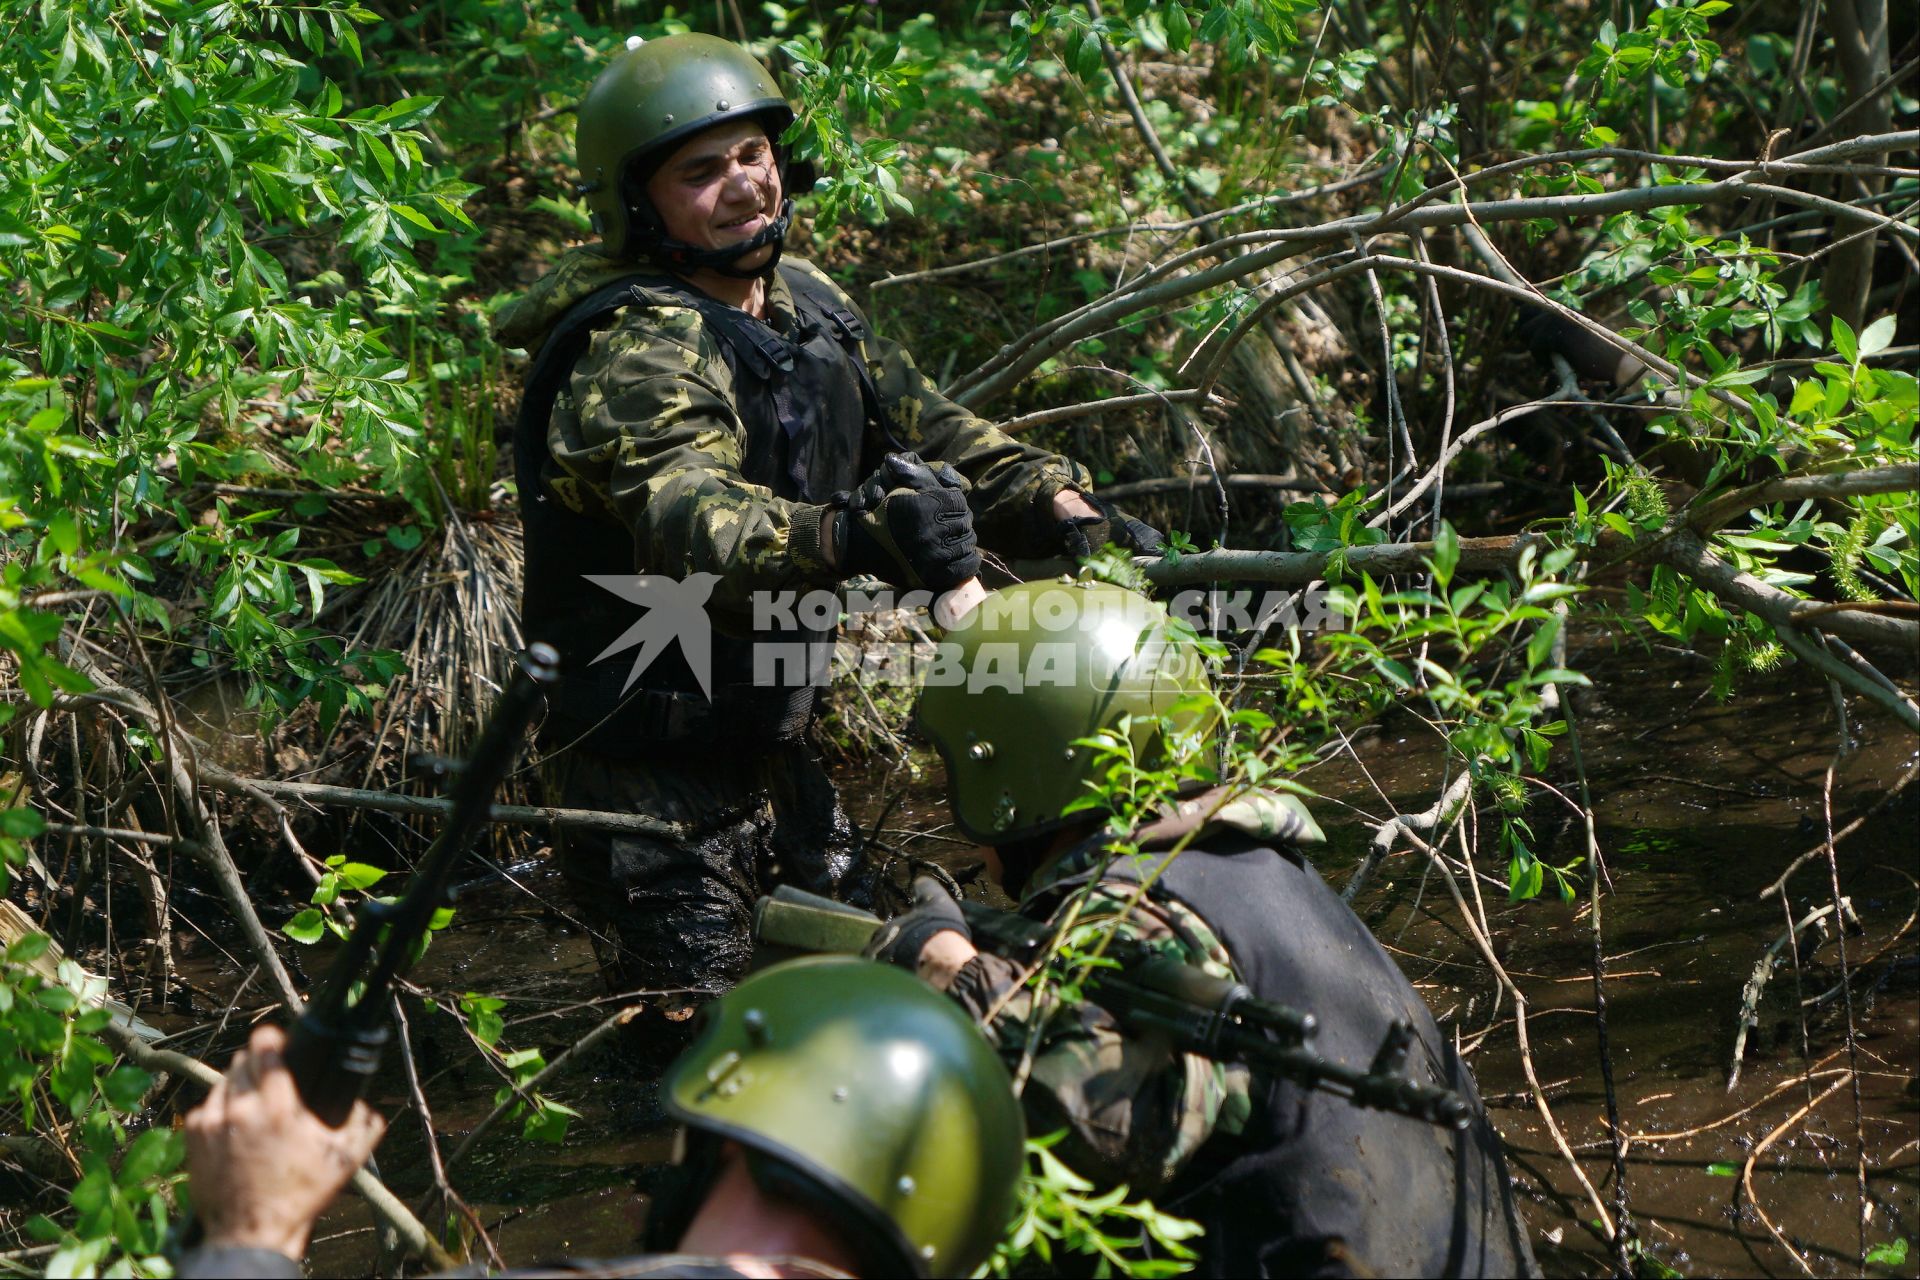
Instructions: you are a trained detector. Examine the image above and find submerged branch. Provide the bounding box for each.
[193,761,688,840]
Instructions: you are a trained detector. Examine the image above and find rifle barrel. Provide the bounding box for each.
[287,643,559,1125]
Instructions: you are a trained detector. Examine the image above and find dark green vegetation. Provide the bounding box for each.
[1,0,1915,1276]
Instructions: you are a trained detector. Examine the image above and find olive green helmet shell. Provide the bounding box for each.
[917,580,1221,843]
[575,34,797,257]
[662,956,1025,1277]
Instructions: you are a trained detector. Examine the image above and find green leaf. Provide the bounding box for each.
[522,1096,580,1144]
[282,908,325,944]
[1430,522,1460,585]
[1858,314,1897,358]
[117,1128,182,1187]
[1866,1238,1909,1269]
[1832,316,1859,365]
[334,861,387,890]
[101,1066,154,1112]
[1166,3,1193,50]
[47,511,80,555]
[1527,613,1562,670]
[0,806,46,838]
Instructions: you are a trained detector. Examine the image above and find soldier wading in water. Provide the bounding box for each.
[867,581,1542,1279]
[495,33,1162,1046]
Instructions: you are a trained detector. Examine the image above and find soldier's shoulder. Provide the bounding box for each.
[578,287,735,377]
[612,280,718,348]
[780,257,858,305]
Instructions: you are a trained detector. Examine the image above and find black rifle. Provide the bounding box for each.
[752,884,1470,1130]
[283,643,560,1125]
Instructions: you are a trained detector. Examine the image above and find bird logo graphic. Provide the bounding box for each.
[584,573,720,699]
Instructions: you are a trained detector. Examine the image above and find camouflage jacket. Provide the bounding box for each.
[945,788,1326,1195]
[494,247,1090,624]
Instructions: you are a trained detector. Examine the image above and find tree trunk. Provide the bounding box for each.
[1821,0,1892,333]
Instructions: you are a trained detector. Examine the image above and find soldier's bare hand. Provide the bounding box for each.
[184,1024,387,1261]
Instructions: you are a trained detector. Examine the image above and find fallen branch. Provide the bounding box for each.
[1772,622,1920,732]
[952,132,1920,406]
[1652,529,1917,668]
[1138,467,1920,662]
[1685,462,1920,536]
[194,761,687,840]
[1102,472,1330,499]
[1141,532,1545,588]
[996,389,1220,436]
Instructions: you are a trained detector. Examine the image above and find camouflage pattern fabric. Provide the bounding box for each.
[947,878,1252,1193]
[939,787,1331,1193]
[544,740,861,1066]
[498,245,1090,1021]
[496,248,1090,626]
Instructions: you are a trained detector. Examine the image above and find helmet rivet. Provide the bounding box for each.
[742,1008,769,1045]
[832,1086,849,1102]
[716,99,730,110]
[1064,747,1076,760]
[661,113,674,125]
[921,1245,936,1259]
[896,1175,916,1195]
[967,741,994,762]
[992,793,1017,831]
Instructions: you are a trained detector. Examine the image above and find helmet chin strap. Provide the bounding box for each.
[649,198,794,280]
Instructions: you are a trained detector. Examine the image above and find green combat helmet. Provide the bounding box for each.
[917,579,1221,842]
[574,33,815,266]
[661,956,1025,1278]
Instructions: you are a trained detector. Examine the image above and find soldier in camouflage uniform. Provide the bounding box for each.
[870,581,1540,1278]
[493,35,1161,1048]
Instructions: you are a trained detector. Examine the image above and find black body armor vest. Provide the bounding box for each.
[1049,838,1538,1279]
[513,265,888,756]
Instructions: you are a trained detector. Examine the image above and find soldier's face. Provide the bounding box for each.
[646,120,783,269]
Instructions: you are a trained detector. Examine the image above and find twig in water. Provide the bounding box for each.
[441,1004,640,1174]
[1760,753,1920,900]
[1563,692,1634,1277]
[1341,765,1474,903]
[1727,899,1857,1091]
[1737,1072,1854,1278]
[1816,735,1872,1271]
[393,996,501,1270]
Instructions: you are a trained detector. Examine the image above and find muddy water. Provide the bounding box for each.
[1303,644,1919,1278]
[300,644,1916,1277]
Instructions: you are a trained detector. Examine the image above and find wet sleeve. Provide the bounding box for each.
[545,305,840,624]
[945,909,1238,1193]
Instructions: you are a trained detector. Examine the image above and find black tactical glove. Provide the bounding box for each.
[864,876,969,971]
[838,453,982,591]
[1060,493,1167,560]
